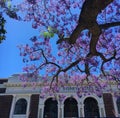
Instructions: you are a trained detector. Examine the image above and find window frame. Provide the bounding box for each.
[14,98,27,115]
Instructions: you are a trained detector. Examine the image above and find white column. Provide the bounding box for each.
[26,94,31,118]
[80,103,84,117]
[61,104,64,118]
[78,103,80,117]
[9,95,16,118]
[38,104,44,118]
[58,103,60,118]
[58,102,64,118]
[112,96,119,117]
[99,97,106,117]
[99,105,105,117]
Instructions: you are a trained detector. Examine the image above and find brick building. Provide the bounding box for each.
[0,74,120,118]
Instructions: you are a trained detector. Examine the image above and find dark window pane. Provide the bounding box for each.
[64,97,78,118]
[44,98,58,118]
[14,98,27,114]
[0,88,6,93]
[84,97,100,118]
[117,97,120,114]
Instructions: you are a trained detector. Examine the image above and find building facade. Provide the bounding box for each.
[0,74,120,118]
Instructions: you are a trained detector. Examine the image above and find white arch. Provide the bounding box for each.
[81,94,100,103]
[42,95,59,104]
[81,94,105,117]
[62,94,79,104]
[15,96,28,103]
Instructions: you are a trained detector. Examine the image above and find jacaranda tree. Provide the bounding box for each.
[0,0,21,43]
[1,0,120,97]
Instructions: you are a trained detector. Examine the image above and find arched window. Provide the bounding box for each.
[84,97,100,117]
[64,97,78,118]
[44,98,58,118]
[117,97,120,114]
[14,98,27,114]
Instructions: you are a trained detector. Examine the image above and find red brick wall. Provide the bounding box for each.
[0,95,13,118]
[29,94,39,118]
[103,93,115,117]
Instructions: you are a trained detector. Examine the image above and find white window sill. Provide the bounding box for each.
[13,114,26,118]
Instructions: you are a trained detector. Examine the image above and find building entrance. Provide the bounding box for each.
[84,97,100,117]
[64,97,78,118]
[43,98,58,118]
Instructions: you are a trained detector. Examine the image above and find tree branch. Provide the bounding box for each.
[99,22,120,29]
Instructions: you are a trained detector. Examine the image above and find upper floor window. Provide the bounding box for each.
[14,98,27,114]
[117,97,120,114]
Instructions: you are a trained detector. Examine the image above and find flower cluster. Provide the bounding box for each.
[16,0,120,95]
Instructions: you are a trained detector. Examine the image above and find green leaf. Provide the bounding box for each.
[7,1,11,8]
[42,31,54,38]
[48,26,58,33]
[43,32,49,38]
[49,32,54,37]
[48,26,53,32]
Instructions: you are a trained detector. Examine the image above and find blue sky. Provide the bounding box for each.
[0,15,39,78]
[0,0,119,78]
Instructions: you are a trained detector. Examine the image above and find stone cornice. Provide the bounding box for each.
[4,82,44,87]
[4,80,118,88]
